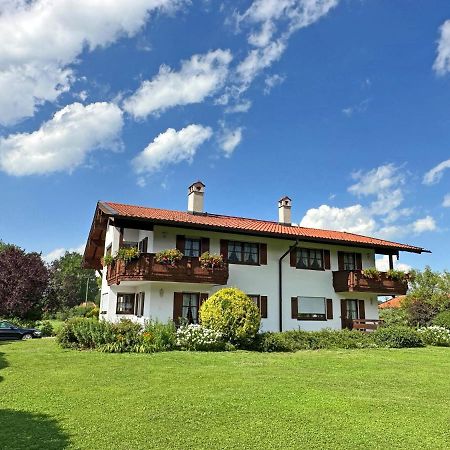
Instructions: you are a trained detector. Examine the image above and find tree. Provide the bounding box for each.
[404,267,450,326]
[46,252,99,312]
[0,246,49,319]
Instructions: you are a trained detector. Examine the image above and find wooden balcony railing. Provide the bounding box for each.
[332,270,408,295]
[106,253,229,286]
[352,319,383,331]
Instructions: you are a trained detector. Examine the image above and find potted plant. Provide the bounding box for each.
[102,254,114,266]
[115,247,140,264]
[386,269,409,282]
[361,267,381,280]
[199,252,225,270]
[155,249,183,267]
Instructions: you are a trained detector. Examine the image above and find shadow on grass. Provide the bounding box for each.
[0,409,70,450]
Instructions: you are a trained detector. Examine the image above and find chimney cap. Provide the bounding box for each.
[278,196,292,207]
[188,181,205,193]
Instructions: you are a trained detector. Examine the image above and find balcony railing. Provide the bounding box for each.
[106,253,229,286]
[332,270,408,295]
[351,319,383,331]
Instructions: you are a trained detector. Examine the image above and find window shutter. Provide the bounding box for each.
[355,253,362,270]
[139,237,148,253]
[260,244,267,265]
[338,252,344,271]
[201,238,210,255]
[326,298,333,319]
[260,296,268,318]
[119,227,124,248]
[290,248,297,267]
[291,297,298,319]
[220,239,228,261]
[358,300,365,319]
[173,292,183,325]
[324,250,331,270]
[176,235,185,253]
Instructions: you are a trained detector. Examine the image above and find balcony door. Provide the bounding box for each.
[340,299,365,329]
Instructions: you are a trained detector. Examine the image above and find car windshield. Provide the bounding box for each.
[0,321,15,329]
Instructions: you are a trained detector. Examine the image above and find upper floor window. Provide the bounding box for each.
[296,248,324,270]
[338,251,362,271]
[184,238,201,257]
[343,252,356,270]
[228,241,259,264]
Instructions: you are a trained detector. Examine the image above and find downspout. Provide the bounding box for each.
[278,240,299,332]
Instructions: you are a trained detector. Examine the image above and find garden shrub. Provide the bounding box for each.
[405,299,439,327]
[176,324,224,351]
[132,320,177,353]
[432,310,450,329]
[35,320,54,337]
[199,287,260,346]
[378,307,409,327]
[418,326,450,347]
[373,326,424,348]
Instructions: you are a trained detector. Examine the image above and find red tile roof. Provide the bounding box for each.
[101,201,427,254]
[379,296,406,309]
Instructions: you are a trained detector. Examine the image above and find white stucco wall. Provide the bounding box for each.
[100,224,379,331]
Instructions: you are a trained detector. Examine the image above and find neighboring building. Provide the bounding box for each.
[83,182,429,332]
[379,296,407,309]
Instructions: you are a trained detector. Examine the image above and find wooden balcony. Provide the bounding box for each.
[332,270,408,295]
[351,319,383,331]
[106,253,229,286]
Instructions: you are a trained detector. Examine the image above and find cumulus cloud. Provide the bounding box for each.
[0,102,123,176]
[43,244,85,263]
[217,124,243,157]
[123,49,232,119]
[0,0,186,125]
[132,124,212,174]
[433,19,450,75]
[423,159,450,185]
[300,164,437,240]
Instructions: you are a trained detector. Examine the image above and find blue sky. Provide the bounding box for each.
[0,0,449,271]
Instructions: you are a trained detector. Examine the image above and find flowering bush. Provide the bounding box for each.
[199,252,225,269]
[155,249,183,266]
[418,326,450,347]
[176,324,224,351]
[115,247,140,264]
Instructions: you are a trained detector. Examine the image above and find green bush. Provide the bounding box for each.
[199,288,261,346]
[378,307,409,327]
[133,321,177,353]
[176,324,225,351]
[373,326,424,348]
[35,320,54,337]
[432,310,450,329]
[418,326,450,347]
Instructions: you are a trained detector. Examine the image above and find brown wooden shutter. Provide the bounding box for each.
[260,243,267,265]
[326,298,333,319]
[340,299,347,328]
[140,237,148,253]
[355,253,362,270]
[119,227,124,248]
[358,300,365,319]
[176,235,185,253]
[173,292,183,325]
[201,238,210,255]
[220,239,228,261]
[260,296,268,318]
[290,248,297,267]
[324,250,331,270]
[338,252,345,271]
[291,297,298,319]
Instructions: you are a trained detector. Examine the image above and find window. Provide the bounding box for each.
[343,253,356,270]
[297,297,326,320]
[296,248,324,270]
[134,292,145,317]
[138,237,148,253]
[184,238,201,257]
[248,294,260,308]
[116,293,135,314]
[228,241,259,264]
[182,293,199,324]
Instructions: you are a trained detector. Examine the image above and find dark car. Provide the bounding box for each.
[0,321,42,340]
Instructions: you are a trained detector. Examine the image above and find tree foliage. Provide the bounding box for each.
[0,246,49,318]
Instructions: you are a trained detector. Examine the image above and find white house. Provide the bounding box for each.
[83,182,428,332]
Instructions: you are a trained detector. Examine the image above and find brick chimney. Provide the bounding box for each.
[278,196,292,225]
[187,181,205,214]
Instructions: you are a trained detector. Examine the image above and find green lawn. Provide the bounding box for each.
[1,339,450,450]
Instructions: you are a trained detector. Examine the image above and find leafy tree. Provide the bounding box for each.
[46,252,99,312]
[0,246,49,319]
[404,266,450,326]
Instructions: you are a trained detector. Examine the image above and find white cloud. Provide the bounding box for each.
[43,244,85,263]
[375,255,411,273]
[217,124,243,157]
[224,99,252,113]
[443,194,450,207]
[412,216,436,233]
[132,124,212,174]
[123,49,232,119]
[423,159,450,185]
[341,98,370,117]
[0,0,186,125]
[433,19,450,75]
[0,102,123,176]
[264,73,285,94]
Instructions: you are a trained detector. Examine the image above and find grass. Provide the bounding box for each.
[1,339,450,449]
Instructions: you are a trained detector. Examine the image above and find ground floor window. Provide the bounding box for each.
[116,293,135,314]
[297,296,326,320]
[182,293,199,324]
